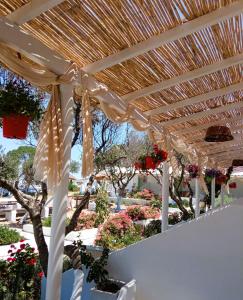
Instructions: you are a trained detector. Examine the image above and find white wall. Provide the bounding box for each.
[108,200,243,300]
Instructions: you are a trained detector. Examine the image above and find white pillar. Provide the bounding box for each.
[220,184,225,207]
[195,177,200,218]
[45,84,74,300]
[211,177,216,209]
[162,161,169,232]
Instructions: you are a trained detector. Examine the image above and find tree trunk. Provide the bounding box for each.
[31,213,49,276]
[169,186,190,220]
[186,181,195,215]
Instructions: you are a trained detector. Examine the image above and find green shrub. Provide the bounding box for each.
[95,187,110,227]
[150,197,162,209]
[68,182,79,192]
[42,216,52,227]
[144,220,161,238]
[0,226,21,245]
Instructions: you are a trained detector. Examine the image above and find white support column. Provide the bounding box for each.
[195,177,200,218]
[45,84,74,300]
[162,161,169,232]
[211,177,216,209]
[220,185,225,207]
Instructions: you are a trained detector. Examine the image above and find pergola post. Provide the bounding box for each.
[220,185,225,207]
[45,84,74,300]
[211,177,216,209]
[195,177,200,218]
[162,161,169,232]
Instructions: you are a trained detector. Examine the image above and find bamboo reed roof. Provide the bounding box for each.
[1,0,243,168]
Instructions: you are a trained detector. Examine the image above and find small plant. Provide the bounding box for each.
[68,181,79,192]
[0,225,21,245]
[95,186,110,227]
[144,220,161,238]
[0,80,43,120]
[42,216,52,227]
[0,242,42,299]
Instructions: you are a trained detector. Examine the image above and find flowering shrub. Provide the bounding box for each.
[186,164,200,178]
[125,205,160,221]
[168,212,182,225]
[133,188,155,200]
[95,213,142,249]
[205,169,227,185]
[0,242,42,299]
[76,211,97,230]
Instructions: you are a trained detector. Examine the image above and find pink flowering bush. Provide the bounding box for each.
[125,205,160,221]
[76,211,97,230]
[0,242,42,299]
[133,189,155,200]
[95,213,142,249]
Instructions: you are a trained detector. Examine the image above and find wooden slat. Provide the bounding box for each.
[161,101,243,127]
[7,0,65,25]
[123,53,243,103]
[83,1,243,74]
[145,82,243,116]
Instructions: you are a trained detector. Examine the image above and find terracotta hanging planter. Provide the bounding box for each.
[3,115,30,139]
[204,126,233,142]
[232,159,243,167]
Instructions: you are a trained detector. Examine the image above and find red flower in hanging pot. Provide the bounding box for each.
[145,156,155,169]
[229,182,237,189]
[153,144,159,154]
[3,115,30,140]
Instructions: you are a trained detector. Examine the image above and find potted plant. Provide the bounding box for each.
[0,80,43,139]
[83,248,135,300]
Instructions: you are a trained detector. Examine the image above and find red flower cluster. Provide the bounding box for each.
[135,145,168,171]
[186,164,200,178]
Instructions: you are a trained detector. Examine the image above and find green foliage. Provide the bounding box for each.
[143,220,161,238]
[0,80,43,121]
[0,226,21,245]
[68,181,79,192]
[150,197,162,209]
[0,243,42,299]
[70,160,80,174]
[42,216,52,227]
[95,187,110,227]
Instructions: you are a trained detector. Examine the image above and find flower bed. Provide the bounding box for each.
[76,211,97,230]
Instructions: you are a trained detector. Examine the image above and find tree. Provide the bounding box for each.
[70,160,80,174]
[95,131,147,210]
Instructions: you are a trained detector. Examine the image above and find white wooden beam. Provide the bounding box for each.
[173,114,243,135]
[123,53,243,103]
[198,138,243,151]
[161,100,243,127]
[7,0,65,25]
[145,82,243,116]
[83,1,243,74]
[209,149,243,158]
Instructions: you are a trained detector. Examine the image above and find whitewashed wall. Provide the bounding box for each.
[108,200,243,300]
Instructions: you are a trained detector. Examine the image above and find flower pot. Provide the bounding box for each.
[2,115,30,139]
[90,279,136,300]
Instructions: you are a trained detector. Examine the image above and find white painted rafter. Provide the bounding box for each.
[173,114,243,135]
[145,81,243,116]
[161,100,243,127]
[6,0,65,25]
[208,148,243,158]
[122,53,243,103]
[83,1,243,74]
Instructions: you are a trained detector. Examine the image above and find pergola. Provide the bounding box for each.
[0,1,242,299]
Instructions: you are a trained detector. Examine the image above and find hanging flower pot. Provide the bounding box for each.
[229,182,237,189]
[232,160,243,167]
[0,80,43,140]
[3,115,30,139]
[204,126,233,142]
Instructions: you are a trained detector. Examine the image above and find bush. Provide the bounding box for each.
[0,226,21,245]
[77,211,97,230]
[144,220,161,238]
[132,189,155,200]
[95,187,110,227]
[95,213,142,249]
[0,242,42,299]
[150,197,162,209]
[42,216,52,227]
[68,181,79,192]
[125,205,160,221]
